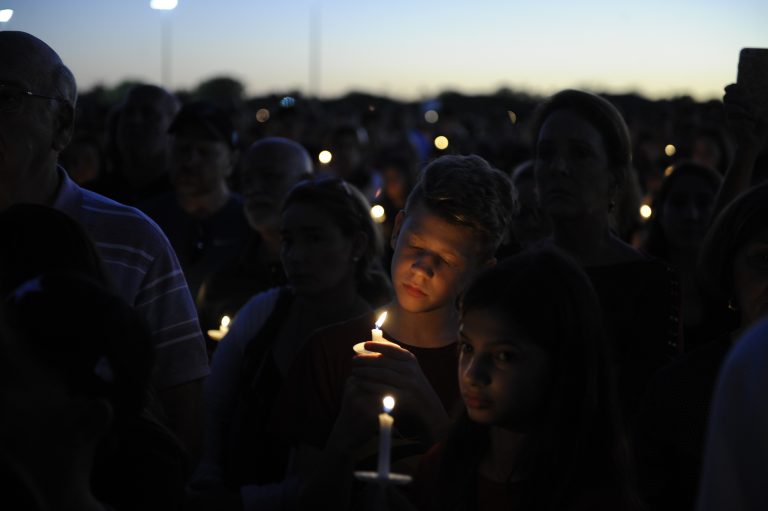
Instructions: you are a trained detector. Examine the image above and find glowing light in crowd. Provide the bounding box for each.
[424,110,439,123]
[318,150,333,164]
[255,108,270,123]
[370,205,386,223]
[664,165,675,177]
[434,136,449,150]
[149,0,178,10]
[0,9,13,22]
[508,111,517,124]
[665,144,676,157]
[280,96,296,107]
[640,204,653,219]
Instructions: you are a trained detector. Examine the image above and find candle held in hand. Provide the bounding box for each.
[207,315,231,341]
[377,395,395,478]
[353,310,388,354]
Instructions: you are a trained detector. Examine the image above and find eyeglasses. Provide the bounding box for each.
[0,83,67,113]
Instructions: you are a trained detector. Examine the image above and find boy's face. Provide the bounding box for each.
[390,204,486,314]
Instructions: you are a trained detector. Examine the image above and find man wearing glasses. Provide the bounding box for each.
[0,31,209,459]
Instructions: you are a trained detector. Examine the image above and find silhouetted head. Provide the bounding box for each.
[116,84,179,159]
[0,31,76,209]
[241,137,313,232]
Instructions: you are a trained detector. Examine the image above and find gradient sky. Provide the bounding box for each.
[3,0,767,100]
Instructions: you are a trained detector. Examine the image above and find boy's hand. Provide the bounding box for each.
[349,341,450,441]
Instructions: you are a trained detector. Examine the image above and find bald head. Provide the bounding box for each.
[0,32,77,210]
[0,31,76,105]
[241,137,313,231]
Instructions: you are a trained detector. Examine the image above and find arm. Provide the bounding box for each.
[711,83,768,217]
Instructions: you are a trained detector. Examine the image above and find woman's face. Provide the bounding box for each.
[458,308,551,430]
[660,174,716,251]
[535,109,615,220]
[280,202,358,297]
[733,228,768,328]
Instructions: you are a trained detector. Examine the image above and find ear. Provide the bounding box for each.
[51,101,75,152]
[391,210,406,251]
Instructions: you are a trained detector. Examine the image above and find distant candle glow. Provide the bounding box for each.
[0,9,13,22]
[424,109,439,123]
[318,150,333,164]
[370,205,386,222]
[383,395,395,414]
[640,204,653,219]
[665,144,676,157]
[255,108,270,123]
[508,110,517,124]
[149,0,178,10]
[664,165,675,177]
[434,135,449,150]
[221,315,231,329]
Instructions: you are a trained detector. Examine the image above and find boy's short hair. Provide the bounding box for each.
[404,154,517,259]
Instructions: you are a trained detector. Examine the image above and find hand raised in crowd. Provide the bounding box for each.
[723,82,768,155]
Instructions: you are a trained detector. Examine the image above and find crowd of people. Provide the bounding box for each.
[1,30,767,511]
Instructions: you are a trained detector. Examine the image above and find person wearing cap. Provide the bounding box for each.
[140,101,250,300]
[0,31,209,461]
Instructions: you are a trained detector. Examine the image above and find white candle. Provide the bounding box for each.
[377,395,395,478]
[207,315,231,341]
[354,310,388,354]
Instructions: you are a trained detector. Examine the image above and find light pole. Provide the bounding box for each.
[149,0,178,88]
[0,9,14,29]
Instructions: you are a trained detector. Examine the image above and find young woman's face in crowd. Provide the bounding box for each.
[660,174,716,251]
[458,308,551,429]
[733,228,768,329]
[280,202,358,297]
[535,109,615,220]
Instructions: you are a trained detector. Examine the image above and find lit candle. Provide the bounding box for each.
[378,395,395,478]
[207,315,231,341]
[354,311,390,354]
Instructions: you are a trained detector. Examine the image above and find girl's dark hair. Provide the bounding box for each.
[0,204,111,296]
[643,161,722,260]
[698,182,768,327]
[282,177,392,307]
[1,272,153,419]
[533,89,632,189]
[438,248,638,510]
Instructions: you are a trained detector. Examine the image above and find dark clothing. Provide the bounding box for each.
[585,258,680,420]
[634,335,731,511]
[196,233,287,333]
[275,313,461,466]
[139,193,250,300]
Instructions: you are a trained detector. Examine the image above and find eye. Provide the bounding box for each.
[494,351,516,364]
[457,341,473,355]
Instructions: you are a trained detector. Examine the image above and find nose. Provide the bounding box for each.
[410,253,435,278]
[462,354,491,387]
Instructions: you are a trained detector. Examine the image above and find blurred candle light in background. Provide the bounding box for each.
[318,150,333,164]
[665,144,676,157]
[424,109,439,123]
[640,204,653,220]
[370,205,386,223]
[508,110,517,124]
[664,165,675,177]
[434,135,449,150]
[255,108,270,123]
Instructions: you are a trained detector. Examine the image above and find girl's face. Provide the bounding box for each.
[660,174,716,251]
[458,308,551,430]
[280,202,358,297]
[535,109,615,220]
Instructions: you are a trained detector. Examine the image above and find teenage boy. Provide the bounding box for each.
[277,155,515,467]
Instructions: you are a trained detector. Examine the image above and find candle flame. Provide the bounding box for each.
[375,311,388,329]
[221,316,231,329]
[383,395,395,413]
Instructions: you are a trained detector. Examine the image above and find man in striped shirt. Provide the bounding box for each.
[0,31,209,457]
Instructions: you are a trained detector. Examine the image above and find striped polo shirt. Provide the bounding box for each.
[54,169,210,389]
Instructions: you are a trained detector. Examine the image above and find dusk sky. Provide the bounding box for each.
[3,0,767,100]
